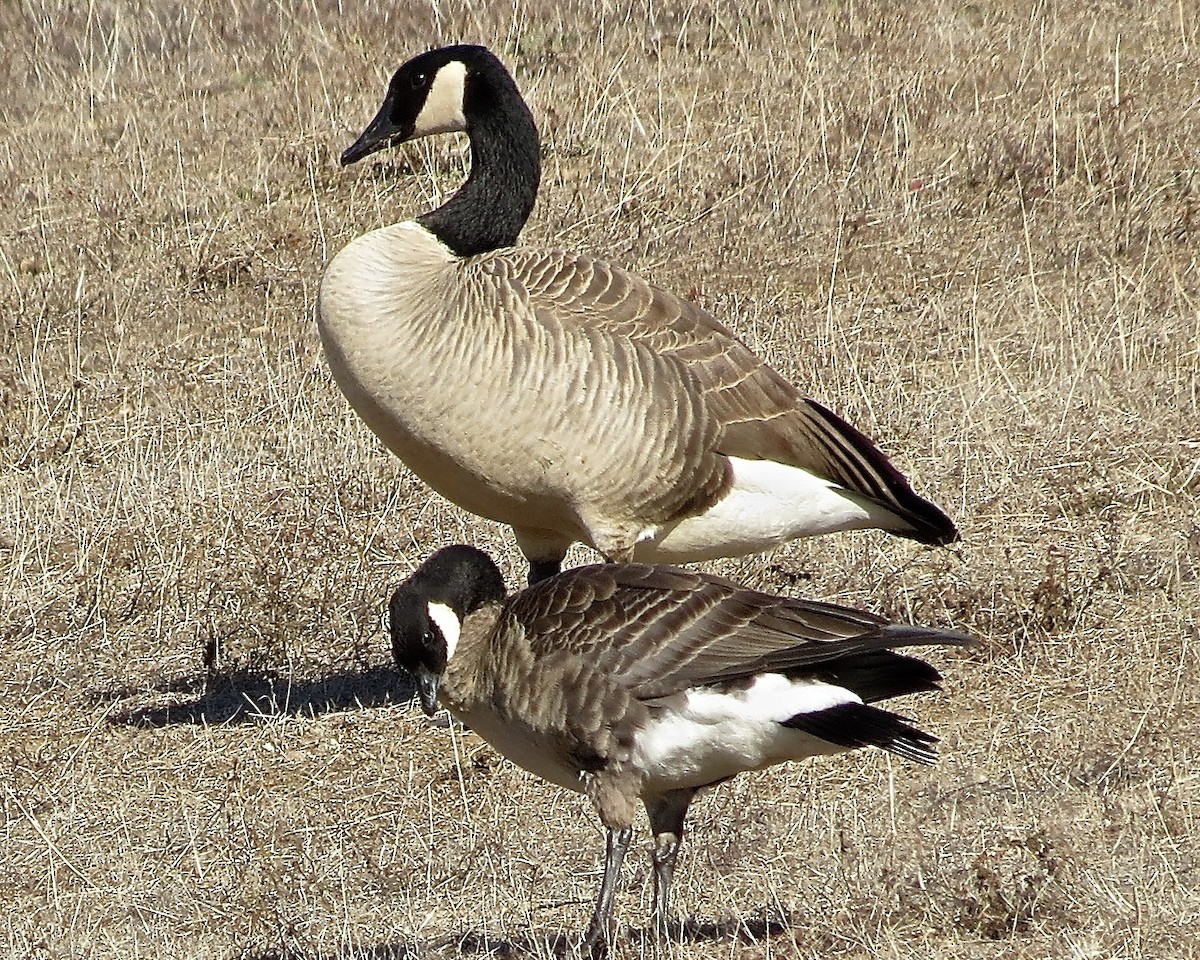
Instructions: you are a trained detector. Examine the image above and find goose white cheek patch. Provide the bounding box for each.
[426,601,462,661]
[413,60,468,137]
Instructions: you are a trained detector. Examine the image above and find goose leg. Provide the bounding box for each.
[582,825,633,952]
[512,528,569,585]
[526,558,562,585]
[644,788,697,940]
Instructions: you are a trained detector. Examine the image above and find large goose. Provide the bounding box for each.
[389,544,972,946]
[319,45,959,584]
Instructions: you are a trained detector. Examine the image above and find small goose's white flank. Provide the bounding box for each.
[389,545,973,947]
[321,45,959,584]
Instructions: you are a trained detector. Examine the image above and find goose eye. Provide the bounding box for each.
[411,71,427,90]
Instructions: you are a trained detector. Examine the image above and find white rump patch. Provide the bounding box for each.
[426,601,462,661]
[639,456,903,564]
[413,60,468,137]
[631,675,861,790]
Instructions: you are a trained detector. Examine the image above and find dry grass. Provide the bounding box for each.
[2,1,1198,957]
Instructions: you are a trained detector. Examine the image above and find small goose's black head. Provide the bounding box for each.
[388,544,508,716]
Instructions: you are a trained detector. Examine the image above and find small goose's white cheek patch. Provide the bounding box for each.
[413,60,467,137]
[426,601,462,661]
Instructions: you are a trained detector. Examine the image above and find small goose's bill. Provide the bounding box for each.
[415,665,440,717]
[341,60,468,166]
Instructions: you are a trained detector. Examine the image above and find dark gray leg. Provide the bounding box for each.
[582,825,633,952]
[513,528,568,586]
[644,789,697,940]
[527,557,562,585]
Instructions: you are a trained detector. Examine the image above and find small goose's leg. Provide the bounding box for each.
[582,825,633,952]
[644,789,697,940]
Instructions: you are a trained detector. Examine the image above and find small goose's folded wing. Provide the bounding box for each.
[493,249,958,545]
[506,564,974,701]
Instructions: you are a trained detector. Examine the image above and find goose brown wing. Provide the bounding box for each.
[503,564,972,701]
[493,249,958,545]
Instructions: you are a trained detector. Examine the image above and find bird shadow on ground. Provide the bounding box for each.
[418,913,794,957]
[676,912,794,943]
[221,914,794,959]
[89,663,417,728]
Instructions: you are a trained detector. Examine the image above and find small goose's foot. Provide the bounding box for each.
[579,929,608,959]
[581,906,612,958]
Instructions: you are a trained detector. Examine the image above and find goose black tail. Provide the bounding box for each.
[801,397,959,547]
[782,701,940,765]
[815,649,945,703]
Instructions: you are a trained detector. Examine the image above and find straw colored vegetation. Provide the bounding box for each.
[1,1,1197,957]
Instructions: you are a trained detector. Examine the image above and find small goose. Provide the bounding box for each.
[320,45,959,584]
[389,544,972,946]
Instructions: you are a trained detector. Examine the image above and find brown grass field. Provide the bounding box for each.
[2,1,1198,957]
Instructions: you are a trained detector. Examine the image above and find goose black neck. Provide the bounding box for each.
[417,75,541,258]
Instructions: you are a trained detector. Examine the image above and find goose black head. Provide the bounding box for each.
[387,544,508,715]
[341,45,519,166]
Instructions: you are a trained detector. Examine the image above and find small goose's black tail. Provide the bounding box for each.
[814,648,945,703]
[782,701,940,764]
[779,631,971,765]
